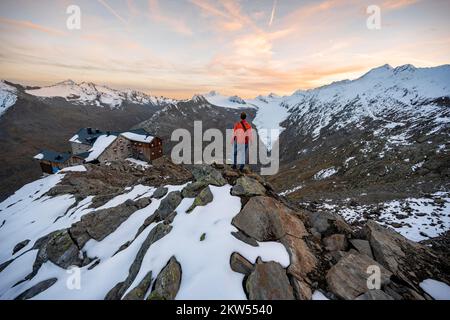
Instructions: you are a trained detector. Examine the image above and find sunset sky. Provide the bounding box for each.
[0,0,449,98]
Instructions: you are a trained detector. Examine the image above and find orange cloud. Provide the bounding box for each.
[382,0,420,10]
[148,0,193,35]
[0,17,66,36]
[190,0,261,33]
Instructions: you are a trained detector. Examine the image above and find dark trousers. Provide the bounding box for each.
[233,143,248,170]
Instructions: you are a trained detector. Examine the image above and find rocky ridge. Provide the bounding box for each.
[0,159,448,300]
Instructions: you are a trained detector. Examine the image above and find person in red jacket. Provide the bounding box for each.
[231,112,252,171]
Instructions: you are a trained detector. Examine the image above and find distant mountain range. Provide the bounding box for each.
[1,64,449,241]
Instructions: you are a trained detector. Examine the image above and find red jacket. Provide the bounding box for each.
[232,120,252,144]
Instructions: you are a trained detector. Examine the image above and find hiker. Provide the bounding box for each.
[231,112,252,171]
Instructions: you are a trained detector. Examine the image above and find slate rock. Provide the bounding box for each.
[148,256,182,300]
[323,234,348,252]
[153,187,168,199]
[154,191,183,220]
[12,239,31,255]
[191,165,227,186]
[230,252,254,275]
[246,261,295,300]
[232,196,307,241]
[326,251,392,300]
[122,271,153,300]
[231,176,266,197]
[187,186,213,213]
[349,239,374,259]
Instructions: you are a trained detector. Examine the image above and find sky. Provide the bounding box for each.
[0,0,449,99]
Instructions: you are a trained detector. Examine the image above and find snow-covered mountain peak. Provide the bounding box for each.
[285,63,450,139]
[394,64,416,74]
[203,92,252,109]
[228,95,246,104]
[191,94,208,104]
[25,80,175,109]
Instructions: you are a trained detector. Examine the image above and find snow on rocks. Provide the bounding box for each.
[84,134,117,162]
[312,290,329,300]
[315,192,450,242]
[279,184,304,196]
[0,81,17,117]
[124,185,289,300]
[121,132,154,143]
[314,167,338,180]
[203,91,252,109]
[69,134,81,143]
[0,165,291,300]
[1,162,449,300]
[419,279,450,300]
[25,80,175,109]
[59,165,87,172]
[126,158,151,169]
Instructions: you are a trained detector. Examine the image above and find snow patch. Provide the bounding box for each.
[0,81,17,117]
[59,165,87,172]
[419,279,450,300]
[85,134,117,162]
[314,167,337,180]
[121,132,154,143]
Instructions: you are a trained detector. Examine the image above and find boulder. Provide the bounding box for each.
[46,230,83,269]
[154,191,183,221]
[232,196,307,242]
[122,271,153,300]
[281,235,317,280]
[134,197,151,209]
[186,186,214,213]
[12,239,30,255]
[181,181,209,198]
[307,211,353,236]
[152,187,168,199]
[326,251,392,300]
[135,212,158,237]
[231,176,266,197]
[231,231,258,247]
[105,223,173,300]
[349,239,374,259]
[290,276,313,300]
[355,289,394,300]
[223,170,239,178]
[230,252,254,275]
[148,256,182,300]
[14,278,58,300]
[246,260,295,300]
[323,234,348,252]
[364,220,450,292]
[70,199,145,245]
[191,165,227,186]
[365,220,407,274]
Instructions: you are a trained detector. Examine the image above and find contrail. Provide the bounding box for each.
[97,0,127,25]
[269,0,277,27]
